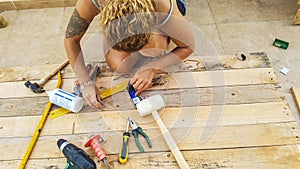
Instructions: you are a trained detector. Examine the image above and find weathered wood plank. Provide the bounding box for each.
[0,102,295,137]
[291,87,300,113]
[0,84,285,117]
[0,68,277,99]
[0,63,75,82]
[1,144,300,169]
[0,122,299,161]
[0,52,270,83]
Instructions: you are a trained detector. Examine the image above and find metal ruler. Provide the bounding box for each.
[50,81,128,119]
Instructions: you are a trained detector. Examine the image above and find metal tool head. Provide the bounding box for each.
[136,95,165,117]
[126,118,130,132]
[128,118,138,130]
[24,81,45,93]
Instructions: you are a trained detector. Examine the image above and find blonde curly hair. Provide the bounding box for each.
[99,0,157,53]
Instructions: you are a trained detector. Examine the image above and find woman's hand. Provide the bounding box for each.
[82,84,104,109]
[130,66,156,95]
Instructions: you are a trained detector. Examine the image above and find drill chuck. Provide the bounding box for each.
[57,139,96,169]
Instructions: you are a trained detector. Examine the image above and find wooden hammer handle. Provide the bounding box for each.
[152,111,190,169]
[39,59,69,86]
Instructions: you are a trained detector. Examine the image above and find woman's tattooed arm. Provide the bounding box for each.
[65,9,89,38]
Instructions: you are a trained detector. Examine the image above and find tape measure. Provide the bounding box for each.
[49,107,70,119]
[50,81,128,119]
[100,81,128,99]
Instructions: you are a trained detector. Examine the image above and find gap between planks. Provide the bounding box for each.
[0,52,271,83]
[1,144,300,169]
[0,68,277,99]
[0,101,294,138]
[0,84,285,117]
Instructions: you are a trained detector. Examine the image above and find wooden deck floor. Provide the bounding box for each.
[0,52,299,169]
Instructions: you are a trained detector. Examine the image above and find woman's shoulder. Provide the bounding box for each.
[154,0,172,13]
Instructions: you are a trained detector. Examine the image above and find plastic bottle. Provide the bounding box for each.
[47,89,83,113]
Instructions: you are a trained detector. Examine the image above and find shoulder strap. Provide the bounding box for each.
[157,0,174,27]
[90,0,101,11]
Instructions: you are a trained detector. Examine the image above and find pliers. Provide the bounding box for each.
[128,118,152,152]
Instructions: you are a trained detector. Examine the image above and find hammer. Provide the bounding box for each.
[25,59,69,93]
[136,95,190,169]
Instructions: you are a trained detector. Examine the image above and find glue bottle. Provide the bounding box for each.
[47,89,83,113]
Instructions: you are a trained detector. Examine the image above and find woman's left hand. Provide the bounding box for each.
[130,66,156,95]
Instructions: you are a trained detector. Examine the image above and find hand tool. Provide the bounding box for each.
[57,138,96,169]
[25,59,69,93]
[49,107,71,119]
[50,81,128,119]
[126,81,143,108]
[84,135,112,169]
[118,118,130,163]
[19,71,63,169]
[100,81,128,99]
[135,95,190,169]
[128,118,152,152]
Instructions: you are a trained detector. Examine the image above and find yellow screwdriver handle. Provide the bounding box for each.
[119,133,130,164]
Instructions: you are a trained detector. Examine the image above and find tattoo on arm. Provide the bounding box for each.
[65,9,89,38]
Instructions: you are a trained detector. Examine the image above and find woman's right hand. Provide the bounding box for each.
[82,84,104,109]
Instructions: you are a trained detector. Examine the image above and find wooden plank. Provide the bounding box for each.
[0,68,277,99]
[0,64,75,83]
[0,53,270,83]
[1,144,300,169]
[291,87,300,112]
[0,122,299,160]
[0,102,295,137]
[294,9,300,25]
[0,84,285,117]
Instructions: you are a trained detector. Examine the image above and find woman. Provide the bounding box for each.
[64,0,194,109]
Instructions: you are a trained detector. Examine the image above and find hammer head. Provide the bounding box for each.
[24,81,45,93]
[136,95,165,116]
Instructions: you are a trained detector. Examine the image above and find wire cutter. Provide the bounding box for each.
[128,118,152,152]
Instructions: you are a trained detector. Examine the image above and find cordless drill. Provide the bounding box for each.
[57,139,97,169]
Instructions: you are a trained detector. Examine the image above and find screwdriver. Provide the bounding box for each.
[119,118,130,163]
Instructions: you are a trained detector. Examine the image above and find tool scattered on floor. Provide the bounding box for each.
[25,59,69,93]
[0,16,7,28]
[84,135,112,169]
[118,118,130,164]
[49,107,71,119]
[57,138,96,169]
[47,88,84,113]
[128,117,152,152]
[100,81,128,99]
[19,71,63,169]
[134,94,190,169]
[273,38,289,50]
[126,82,143,108]
[49,81,128,119]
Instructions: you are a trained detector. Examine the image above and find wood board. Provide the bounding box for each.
[0,53,299,169]
[291,87,300,113]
